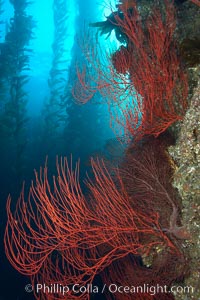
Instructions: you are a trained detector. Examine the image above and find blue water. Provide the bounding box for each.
[0,1,124,298]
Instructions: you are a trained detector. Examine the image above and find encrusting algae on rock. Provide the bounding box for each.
[169,74,200,300]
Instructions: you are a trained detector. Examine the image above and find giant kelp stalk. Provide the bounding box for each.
[62,0,113,165]
[0,0,5,103]
[0,0,7,122]
[0,0,34,185]
[42,0,68,154]
[4,143,188,299]
[0,0,3,38]
[73,0,188,141]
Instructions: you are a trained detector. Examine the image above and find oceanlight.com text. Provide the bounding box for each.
[28,283,195,296]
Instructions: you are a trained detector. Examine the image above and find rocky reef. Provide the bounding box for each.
[169,74,200,300]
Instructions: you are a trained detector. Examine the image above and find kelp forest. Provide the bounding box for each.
[0,0,200,300]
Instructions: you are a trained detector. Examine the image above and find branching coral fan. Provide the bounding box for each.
[5,137,189,299]
[73,0,188,141]
[4,1,191,300]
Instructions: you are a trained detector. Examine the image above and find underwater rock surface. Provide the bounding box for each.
[169,74,200,300]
